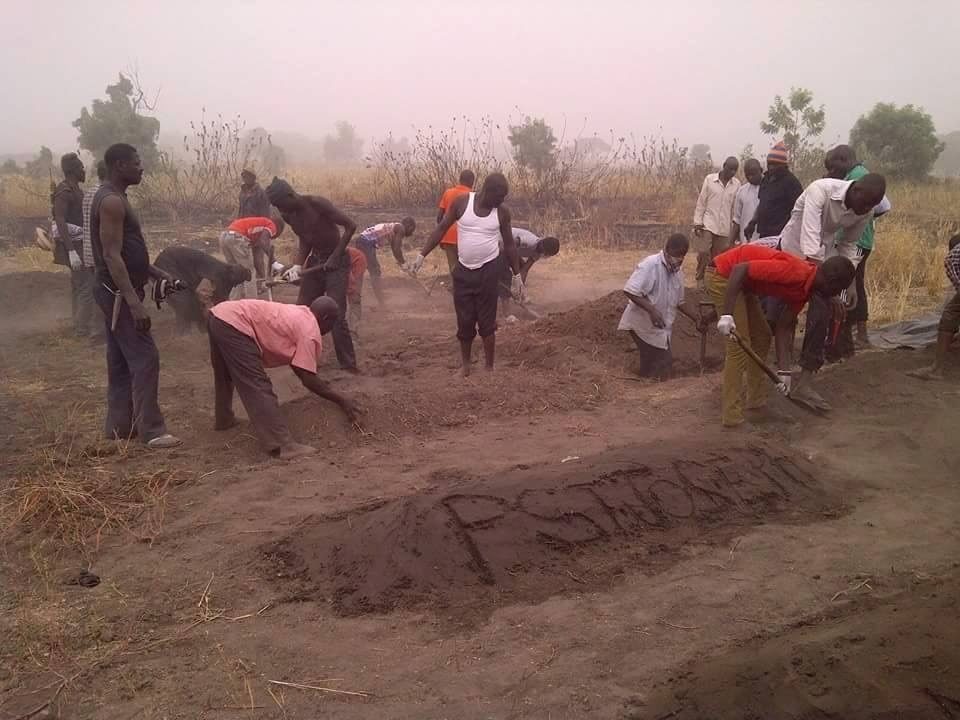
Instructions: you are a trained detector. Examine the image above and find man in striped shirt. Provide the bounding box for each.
[355,218,415,308]
[77,160,107,342]
[908,234,960,381]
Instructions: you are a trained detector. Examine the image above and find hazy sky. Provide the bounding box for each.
[3,0,959,160]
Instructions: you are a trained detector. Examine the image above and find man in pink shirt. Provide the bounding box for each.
[208,296,359,459]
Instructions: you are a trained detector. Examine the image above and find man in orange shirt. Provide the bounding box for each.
[219,215,284,298]
[708,244,855,426]
[437,169,475,275]
[208,296,359,459]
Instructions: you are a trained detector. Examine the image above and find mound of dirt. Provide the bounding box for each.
[266,440,836,618]
[514,287,725,376]
[635,575,960,719]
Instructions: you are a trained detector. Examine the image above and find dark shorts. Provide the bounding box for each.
[357,240,381,279]
[940,292,960,335]
[453,258,500,341]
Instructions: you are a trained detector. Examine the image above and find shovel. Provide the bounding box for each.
[728,329,826,415]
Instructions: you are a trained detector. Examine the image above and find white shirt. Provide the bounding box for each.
[499,228,542,259]
[456,193,502,269]
[778,179,871,266]
[617,252,685,349]
[733,183,760,244]
[693,173,741,237]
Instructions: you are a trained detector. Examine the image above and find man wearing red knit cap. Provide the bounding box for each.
[745,141,804,244]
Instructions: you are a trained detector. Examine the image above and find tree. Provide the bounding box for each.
[73,73,161,168]
[508,117,557,176]
[323,121,363,163]
[933,131,960,177]
[761,87,825,152]
[24,146,55,179]
[0,159,20,175]
[850,103,945,181]
[574,136,611,159]
[689,143,712,165]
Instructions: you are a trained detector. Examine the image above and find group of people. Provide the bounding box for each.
[49,143,563,457]
[618,141,903,426]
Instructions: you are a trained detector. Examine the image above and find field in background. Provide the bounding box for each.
[2,164,958,324]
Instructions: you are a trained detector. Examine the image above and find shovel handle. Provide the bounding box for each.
[729,330,782,386]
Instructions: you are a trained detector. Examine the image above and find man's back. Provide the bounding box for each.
[757,168,803,238]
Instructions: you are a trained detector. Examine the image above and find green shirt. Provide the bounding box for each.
[843,164,875,250]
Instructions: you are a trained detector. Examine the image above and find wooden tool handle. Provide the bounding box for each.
[730,330,781,385]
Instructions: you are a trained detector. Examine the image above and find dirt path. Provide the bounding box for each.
[1,253,958,719]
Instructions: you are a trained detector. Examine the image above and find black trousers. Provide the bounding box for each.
[93,285,167,442]
[297,253,357,370]
[629,331,673,380]
[453,258,499,341]
[828,247,872,361]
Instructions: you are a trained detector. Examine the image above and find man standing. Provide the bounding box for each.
[617,233,703,380]
[824,145,891,350]
[79,161,108,343]
[355,217,416,308]
[238,169,271,218]
[730,159,762,245]
[693,157,740,285]
[745,141,803,242]
[265,178,358,372]
[90,143,181,448]
[51,153,92,336]
[709,245,856,427]
[219,215,281,299]
[208,296,359,458]
[408,173,523,375]
[907,234,960,381]
[437,170,475,275]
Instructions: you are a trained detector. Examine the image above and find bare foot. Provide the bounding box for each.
[907,366,944,381]
[214,416,238,431]
[460,365,471,378]
[483,364,494,372]
[276,442,317,460]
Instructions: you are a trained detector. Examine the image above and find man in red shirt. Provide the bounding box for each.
[207,296,359,459]
[708,244,855,426]
[437,170,475,275]
[219,215,283,299]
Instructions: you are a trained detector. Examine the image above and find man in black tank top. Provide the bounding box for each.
[90,143,181,449]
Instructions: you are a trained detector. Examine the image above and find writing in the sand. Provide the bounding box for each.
[440,448,816,584]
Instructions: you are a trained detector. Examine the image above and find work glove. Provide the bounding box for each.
[510,273,526,302]
[282,264,301,282]
[776,370,792,396]
[151,278,185,309]
[271,261,285,274]
[716,314,736,336]
[68,250,82,271]
[406,253,425,276]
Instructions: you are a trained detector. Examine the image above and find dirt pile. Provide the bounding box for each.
[266,439,836,618]
[511,288,724,376]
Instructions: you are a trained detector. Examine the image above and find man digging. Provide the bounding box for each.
[907,233,960,381]
[407,172,524,375]
[208,296,359,459]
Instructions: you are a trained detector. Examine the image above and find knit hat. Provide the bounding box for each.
[265,176,295,204]
[767,141,789,165]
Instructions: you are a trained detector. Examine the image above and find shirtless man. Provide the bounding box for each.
[265,178,358,372]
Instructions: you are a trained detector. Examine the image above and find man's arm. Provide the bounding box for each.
[798,186,828,262]
[721,263,750,317]
[519,257,537,283]
[836,216,869,268]
[499,206,520,276]
[292,367,358,422]
[693,177,709,228]
[773,306,799,370]
[52,189,78,255]
[624,290,666,328]
[390,226,406,265]
[421,195,466,257]
[100,195,151,331]
[729,191,744,245]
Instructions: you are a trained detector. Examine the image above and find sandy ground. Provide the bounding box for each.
[1,238,958,720]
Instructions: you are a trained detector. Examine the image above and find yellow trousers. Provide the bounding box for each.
[707,269,771,426]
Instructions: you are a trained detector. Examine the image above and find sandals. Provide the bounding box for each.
[147,434,182,449]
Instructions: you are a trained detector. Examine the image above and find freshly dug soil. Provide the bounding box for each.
[267,439,836,618]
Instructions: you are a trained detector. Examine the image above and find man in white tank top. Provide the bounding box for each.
[407,173,524,376]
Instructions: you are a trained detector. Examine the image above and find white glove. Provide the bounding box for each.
[510,273,526,302]
[776,370,792,396]
[271,261,285,273]
[407,253,425,275]
[68,250,82,271]
[282,264,301,282]
[716,314,736,336]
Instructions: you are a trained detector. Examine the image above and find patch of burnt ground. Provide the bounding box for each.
[264,439,841,621]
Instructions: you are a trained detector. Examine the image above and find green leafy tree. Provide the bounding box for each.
[689,143,712,165]
[760,88,825,180]
[323,121,363,163]
[73,74,161,168]
[0,158,20,175]
[850,103,945,180]
[24,146,55,179]
[508,117,558,176]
